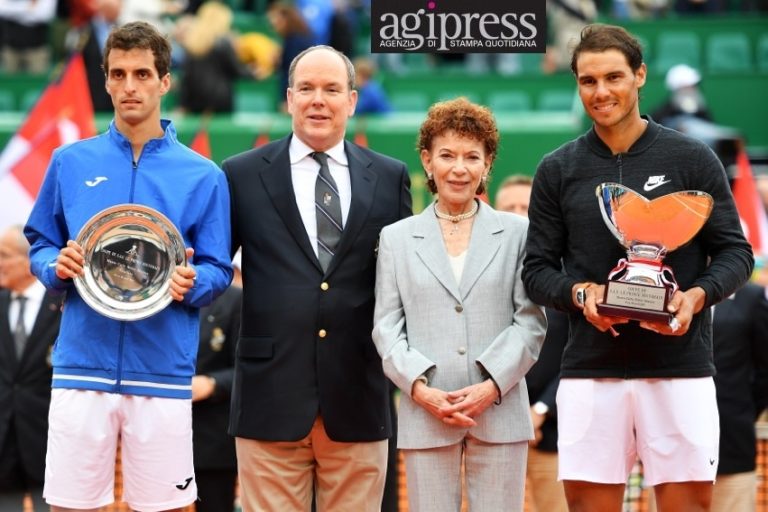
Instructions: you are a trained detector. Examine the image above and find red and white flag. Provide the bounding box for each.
[0,54,96,231]
[732,150,768,257]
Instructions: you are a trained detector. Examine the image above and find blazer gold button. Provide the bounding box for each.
[318,329,327,338]
[455,305,463,313]
[320,282,329,291]
[458,347,466,355]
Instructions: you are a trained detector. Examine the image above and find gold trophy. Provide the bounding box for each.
[595,183,713,324]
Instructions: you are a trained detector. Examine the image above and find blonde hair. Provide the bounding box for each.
[182,1,233,57]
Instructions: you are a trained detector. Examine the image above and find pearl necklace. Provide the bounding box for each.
[434,200,479,235]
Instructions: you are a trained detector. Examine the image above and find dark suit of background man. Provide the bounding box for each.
[703,283,768,512]
[0,225,62,511]
[223,45,412,512]
[192,274,242,512]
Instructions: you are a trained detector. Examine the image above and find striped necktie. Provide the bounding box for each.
[312,152,343,271]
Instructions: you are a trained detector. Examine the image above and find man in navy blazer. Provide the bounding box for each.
[222,45,411,512]
[0,225,62,510]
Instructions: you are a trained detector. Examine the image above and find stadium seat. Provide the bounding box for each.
[706,33,753,74]
[20,89,42,112]
[757,33,768,73]
[537,89,577,112]
[434,92,481,104]
[389,91,430,112]
[0,90,15,111]
[487,91,532,112]
[235,90,273,113]
[654,31,702,75]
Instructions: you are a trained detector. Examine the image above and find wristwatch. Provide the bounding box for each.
[533,401,549,416]
[576,287,588,307]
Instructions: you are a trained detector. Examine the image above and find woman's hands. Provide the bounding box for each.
[411,379,500,427]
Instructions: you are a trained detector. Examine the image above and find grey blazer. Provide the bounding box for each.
[373,201,547,449]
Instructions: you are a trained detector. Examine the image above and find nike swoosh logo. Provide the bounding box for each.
[643,180,671,192]
[85,177,108,187]
[176,477,193,490]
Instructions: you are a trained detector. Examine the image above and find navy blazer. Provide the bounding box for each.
[223,134,411,442]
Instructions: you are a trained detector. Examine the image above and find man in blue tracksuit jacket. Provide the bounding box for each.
[23,21,232,511]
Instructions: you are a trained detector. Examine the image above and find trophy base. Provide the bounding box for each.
[597,304,673,324]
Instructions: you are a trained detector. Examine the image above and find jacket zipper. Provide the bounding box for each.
[118,154,138,389]
[616,153,624,185]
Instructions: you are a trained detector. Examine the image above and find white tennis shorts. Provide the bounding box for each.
[557,377,719,486]
[43,389,196,511]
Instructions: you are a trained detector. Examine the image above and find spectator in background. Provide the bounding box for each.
[651,64,712,126]
[495,175,569,512]
[353,57,391,116]
[0,225,62,511]
[542,0,596,74]
[177,1,255,114]
[73,0,122,112]
[192,255,242,512]
[0,0,56,73]
[267,2,315,111]
[119,0,182,33]
[237,32,281,80]
[328,0,354,58]
[701,283,768,512]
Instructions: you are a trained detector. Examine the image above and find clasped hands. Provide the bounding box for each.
[412,379,499,428]
[55,240,197,301]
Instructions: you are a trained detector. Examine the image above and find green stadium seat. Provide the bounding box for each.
[518,53,544,75]
[20,89,43,112]
[0,89,15,111]
[434,92,481,104]
[487,91,532,112]
[636,35,652,67]
[389,91,430,112]
[537,89,577,112]
[757,33,768,73]
[235,90,273,113]
[654,31,702,75]
[706,33,752,74]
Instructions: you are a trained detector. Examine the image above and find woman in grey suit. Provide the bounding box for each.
[372,97,547,512]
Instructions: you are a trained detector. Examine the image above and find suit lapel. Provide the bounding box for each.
[259,136,323,272]
[326,141,377,276]
[459,202,503,300]
[27,292,59,345]
[15,291,59,371]
[413,205,462,303]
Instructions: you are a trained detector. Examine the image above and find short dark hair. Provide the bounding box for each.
[288,45,356,92]
[103,21,172,77]
[570,24,644,75]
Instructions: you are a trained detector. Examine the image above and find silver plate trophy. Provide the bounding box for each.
[595,183,713,323]
[74,204,186,321]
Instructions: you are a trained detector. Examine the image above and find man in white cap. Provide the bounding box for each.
[652,63,712,124]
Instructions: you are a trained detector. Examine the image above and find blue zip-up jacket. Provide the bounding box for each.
[24,120,233,399]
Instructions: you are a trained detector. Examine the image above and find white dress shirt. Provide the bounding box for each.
[9,280,45,336]
[289,136,352,258]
